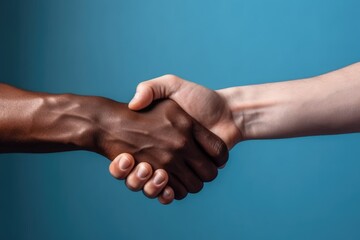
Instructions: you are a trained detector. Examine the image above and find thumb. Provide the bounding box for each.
[128,75,181,110]
[128,83,154,110]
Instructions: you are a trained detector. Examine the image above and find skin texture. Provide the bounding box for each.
[218,62,360,139]
[0,83,228,203]
[129,75,241,149]
[96,98,228,199]
[121,62,360,202]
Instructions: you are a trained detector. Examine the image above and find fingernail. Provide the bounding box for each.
[163,189,172,197]
[137,165,149,179]
[154,172,165,185]
[119,156,131,170]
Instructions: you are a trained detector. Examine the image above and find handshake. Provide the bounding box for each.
[107,75,241,204]
[2,62,360,204]
[0,75,241,205]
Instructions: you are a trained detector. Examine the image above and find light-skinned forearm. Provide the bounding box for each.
[218,62,360,142]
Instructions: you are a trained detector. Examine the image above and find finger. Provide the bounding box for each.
[128,75,182,110]
[143,169,168,198]
[167,174,188,200]
[109,153,135,180]
[125,162,153,191]
[128,83,154,110]
[172,163,204,194]
[219,163,226,169]
[158,186,174,205]
[193,123,229,167]
[185,145,218,182]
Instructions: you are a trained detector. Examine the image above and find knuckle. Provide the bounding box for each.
[213,140,229,166]
[172,137,188,151]
[180,117,193,129]
[137,81,148,91]
[202,168,218,182]
[163,74,179,83]
[154,169,168,184]
[173,115,193,131]
[189,181,204,194]
[174,190,188,200]
[160,153,173,168]
[213,139,227,156]
[141,162,153,174]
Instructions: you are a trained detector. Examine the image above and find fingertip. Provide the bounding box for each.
[158,186,174,205]
[128,92,142,110]
[128,84,153,110]
[143,169,169,198]
[119,153,135,169]
[154,169,169,185]
[136,162,153,179]
[126,162,153,191]
[109,155,120,178]
[218,163,226,169]
[109,153,135,179]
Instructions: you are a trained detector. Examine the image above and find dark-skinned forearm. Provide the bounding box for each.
[0,83,102,154]
[0,83,229,199]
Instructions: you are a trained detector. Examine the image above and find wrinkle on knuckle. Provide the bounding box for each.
[137,81,146,90]
[213,139,228,165]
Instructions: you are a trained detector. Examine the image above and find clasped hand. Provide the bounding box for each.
[108,75,239,204]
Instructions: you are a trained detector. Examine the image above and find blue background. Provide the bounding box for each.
[1,0,360,239]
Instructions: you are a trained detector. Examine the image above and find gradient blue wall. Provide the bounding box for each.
[1,0,360,239]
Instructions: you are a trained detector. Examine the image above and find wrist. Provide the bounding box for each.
[217,82,293,141]
[40,93,101,152]
[216,87,250,143]
[218,78,332,140]
[88,98,129,159]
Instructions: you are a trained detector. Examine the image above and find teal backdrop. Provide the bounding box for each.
[1,0,360,239]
